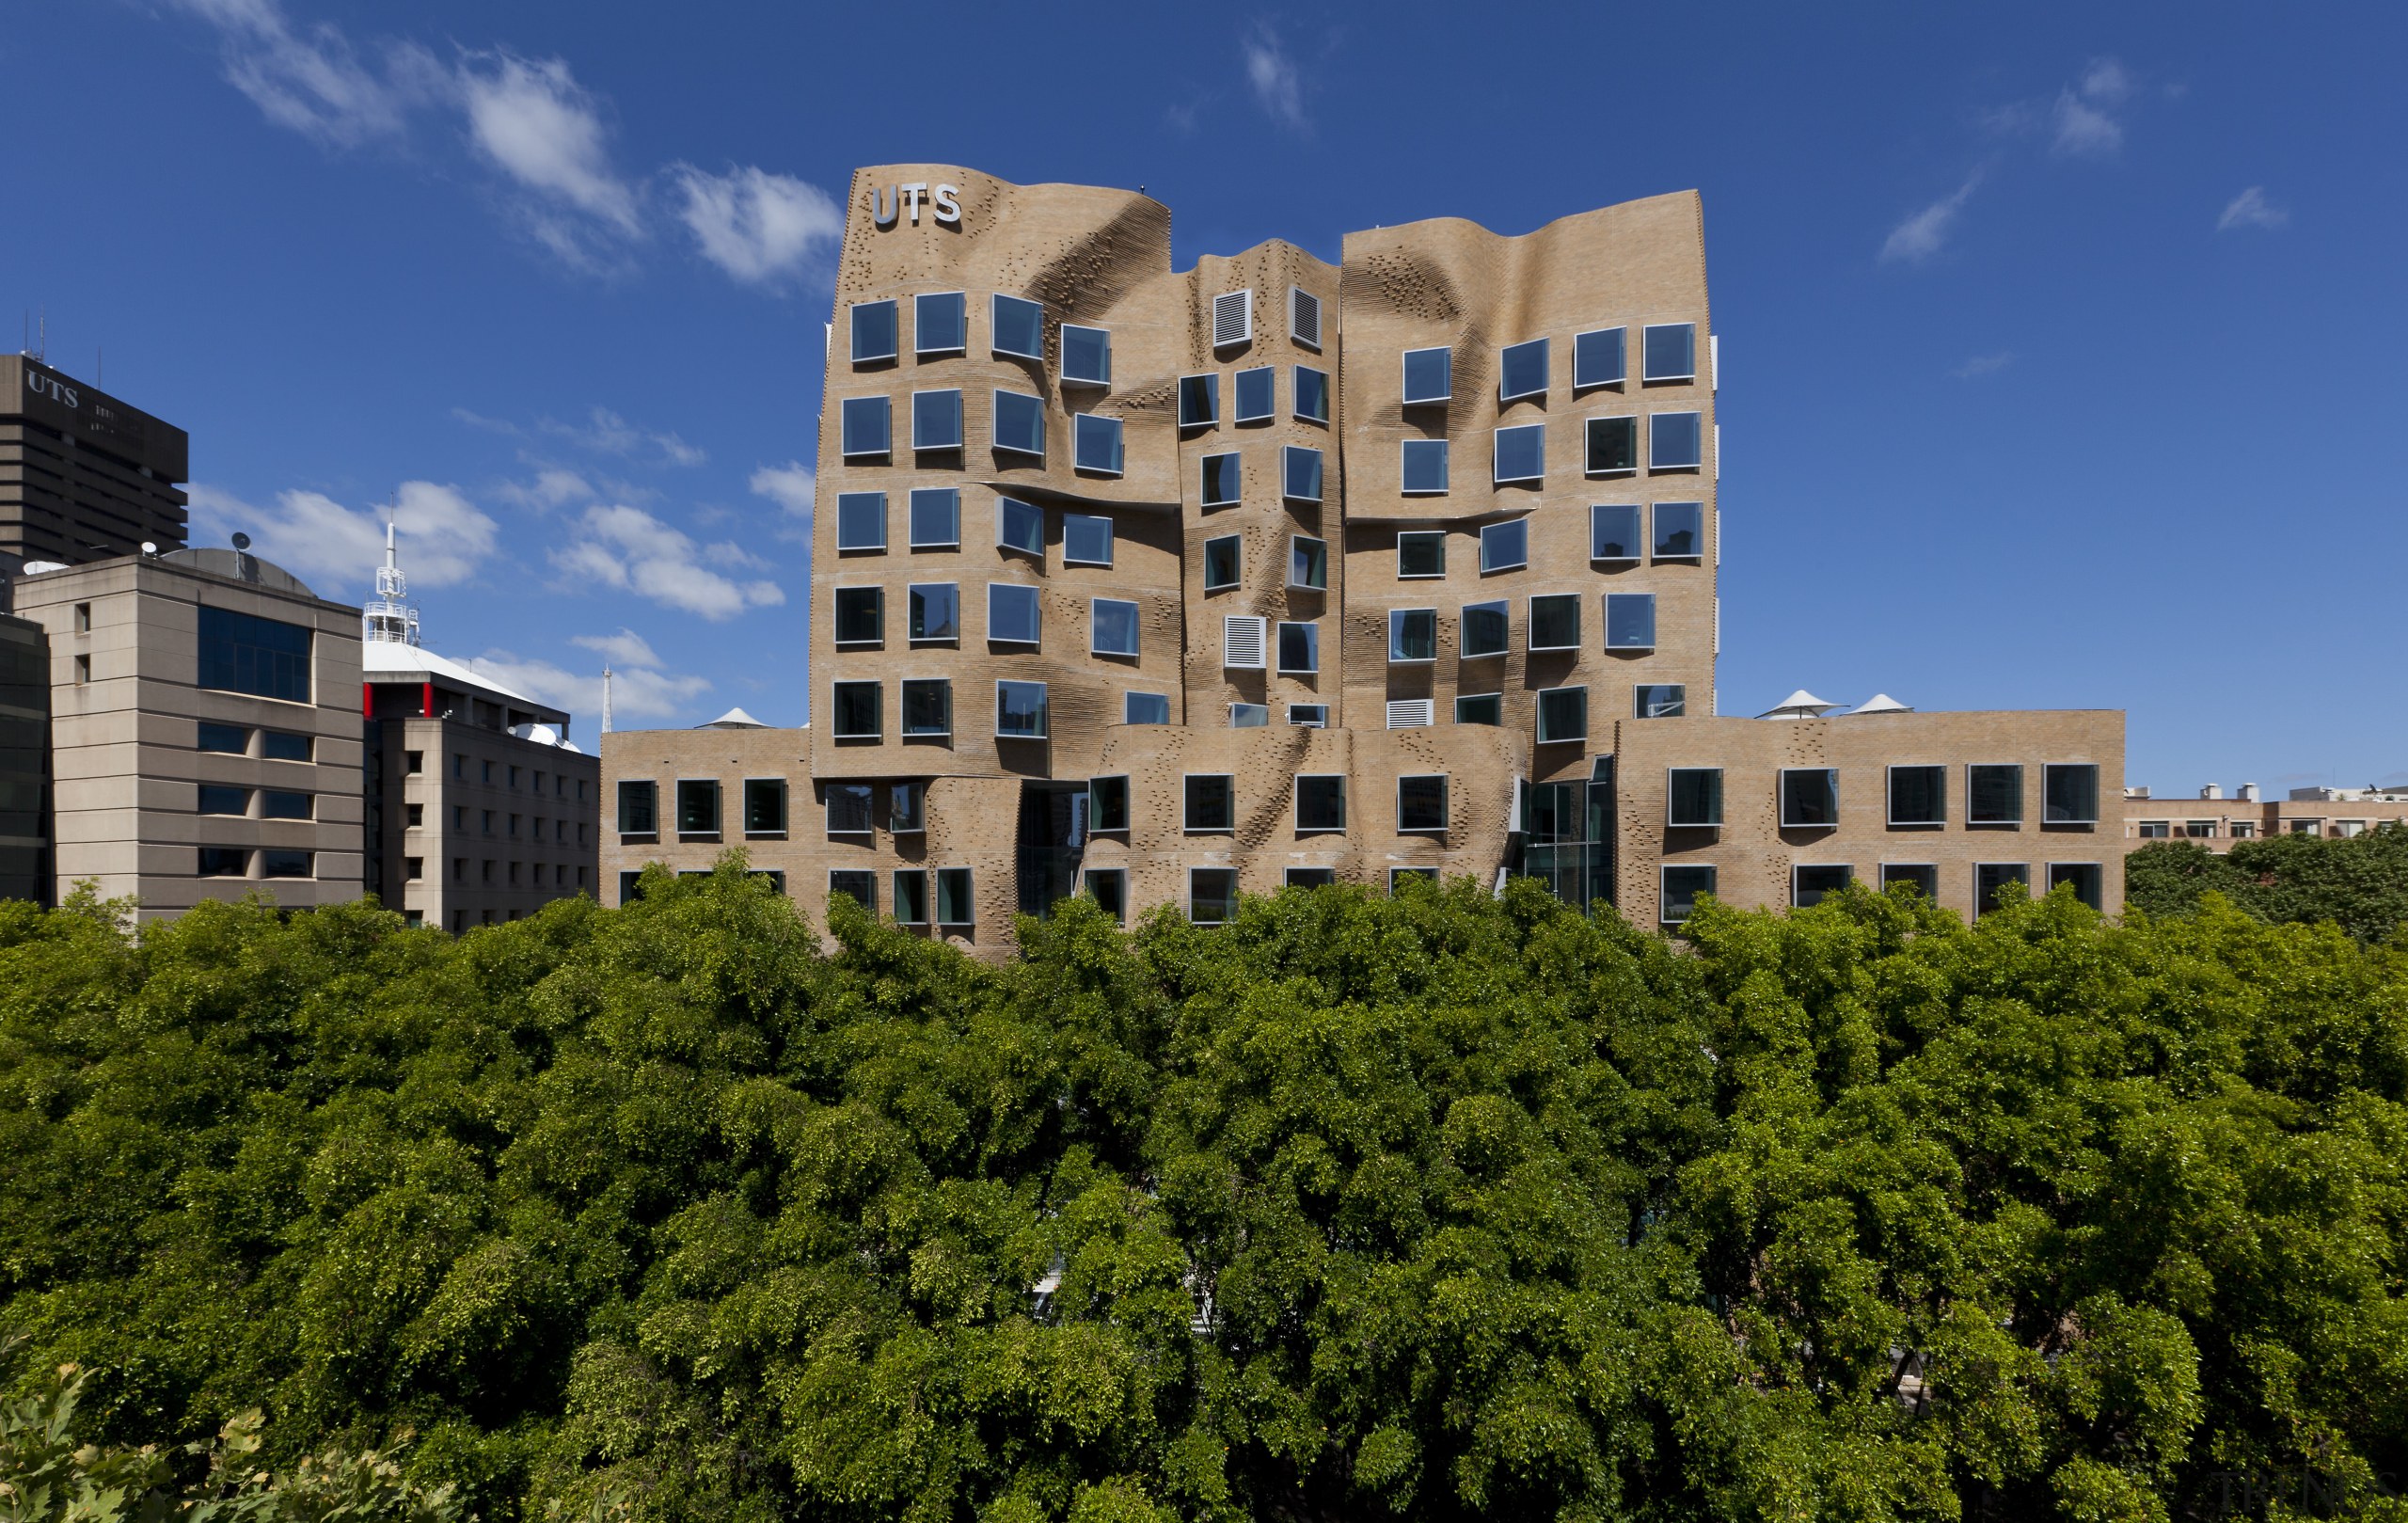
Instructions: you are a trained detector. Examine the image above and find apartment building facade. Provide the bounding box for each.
[603,166,2121,952]
[2,356,190,564]
[2123,784,2408,849]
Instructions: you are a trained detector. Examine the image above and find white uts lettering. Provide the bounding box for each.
[868,182,962,229]
[25,369,78,408]
[931,183,960,224]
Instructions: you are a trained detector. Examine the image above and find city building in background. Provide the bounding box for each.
[601,165,2122,952]
[0,610,48,903]
[7,547,363,915]
[2,355,189,564]
[2123,782,2408,849]
[358,529,598,930]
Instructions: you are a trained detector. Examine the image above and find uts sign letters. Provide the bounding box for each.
[25,367,78,409]
[869,182,962,229]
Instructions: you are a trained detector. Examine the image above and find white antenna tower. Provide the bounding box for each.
[601,666,614,734]
[362,516,421,645]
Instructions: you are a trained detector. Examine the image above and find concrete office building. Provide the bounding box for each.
[2,356,190,564]
[8,547,362,915]
[2123,783,2408,849]
[357,532,599,930]
[603,166,2119,951]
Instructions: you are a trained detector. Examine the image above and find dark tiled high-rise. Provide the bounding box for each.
[1,355,190,564]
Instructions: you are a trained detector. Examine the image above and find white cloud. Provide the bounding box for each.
[166,0,432,148]
[460,650,709,723]
[492,468,594,511]
[541,406,703,466]
[570,628,661,668]
[187,478,499,593]
[1881,177,1981,264]
[2078,58,2131,105]
[671,165,843,288]
[1951,352,2016,379]
[456,52,642,269]
[550,503,784,621]
[2052,56,2131,157]
[2218,186,2289,231]
[1243,24,1306,129]
[748,461,816,520]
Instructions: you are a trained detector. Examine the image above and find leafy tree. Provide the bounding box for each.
[2128,821,2408,942]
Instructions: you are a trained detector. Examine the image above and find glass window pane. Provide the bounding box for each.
[2048,862,2103,911]
[1574,327,1626,389]
[909,487,959,547]
[1389,609,1436,662]
[1481,519,1528,573]
[1653,501,1704,559]
[1782,769,1840,828]
[1530,595,1581,651]
[1294,366,1330,423]
[1180,373,1220,427]
[850,299,896,362]
[832,683,880,739]
[198,785,249,815]
[1063,515,1114,566]
[833,586,882,644]
[1284,446,1323,501]
[1288,705,1327,727]
[1591,504,1641,561]
[841,395,890,456]
[1651,411,1703,469]
[1499,338,1549,401]
[1969,765,2024,824]
[1644,322,1696,381]
[836,491,886,551]
[265,732,311,762]
[2045,765,2099,824]
[829,871,877,912]
[988,584,1040,644]
[1882,864,1940,900]
[997,497,1042,554]
[1536,686,1587,743]
[1185,774,1234,831]
[677,779,721,833]
[909,583,958,642]
[1976,863,2030,916]
[1190,868,1238,925]
[1398,531,1446,579]
[1634,684,1686,719]
[1667,769,1722,827]
[937,866,974,924]
[1060,325,1112,385]
[1125,691,1170,724]
[1235,367,1275,421]
[1201,451,1241,505]
[915,291,965,354]
[1661,865,1716,924]
[1460,600,1508,658]
[260,849,311,879]
[993,391,1045,456]
[1276,621,1318,673]
[992,294,1044,359]
[1296,775,1346,831]
[1587,416,1638,474]
[1229,704,1270,728]
[1402,438,1450,493]
[1455,693,1501,726]
[912,389,963,451]
[902,678,952,736]
[1088,775,1130,833]
[618,780,657,833]
[1203,535,1241,591]
[1494,423,1545,483]
[198,722,248,754]
[1605,593,1655,649]
[196,609,312,703]
[1289,536,1326,589]
[997,680,1049,738]
[1794,865,1852,908]
[1093,598,1140,656]
[1889,766,1946,826]
[894,869,930,924]
[1398,775,1449,832]
[1403,346,1451,404]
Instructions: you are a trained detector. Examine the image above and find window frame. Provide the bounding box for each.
[893,868,931,926]
[907,582,959,643]
[1088,774,1130,833]
[1528,593,1582,653]
[1388,608,1437,664]
[1792,864,1854,909]
[990,293,1045,360]
[2043,763,2101,825]
[995,679,1050,741]
[1660,865,1716,925]
[1183,773,1236,834]
[987,582,1041,646]
[1083,867,1128,924]
[1634,684,1686,719]
[616,779,658,835]
[996,496,1043,556]
[839,394,892,458]
[1287,704,1327,727]
[908,486,961,549]
[1780,768,1841,830]
[832,584,884,647]
[1401,436,1450,495]
[1402,345,1452,405]
[1294,773,1347,833]
[1498,337,1550,403]
[1200,451,1242,507]
[913,290,967,357]
[1574,326,1627,389]
[1283,444,1323,502]
[1229,703,1271,728]
[1591,503,1642,563]
[1179,373,1220,428]
[1234,366,1276,423]
[1288,535,1327,591]
[900,677,953,738]
[828,870,878,914]
[936,866,975,926]
[1642,322,1697,384]
[1968,763,2026,826]
[1397,530,1448,579]
[675,777,722,835]
[1201,534,1242,593]
[1649,410,1703,471]
[1534,684,1588,744]
[1493,422,1545,484]
[1275,619,1319,674]
[1480,518,1529,574]
[911,387,964,452]
[1188,867,1239,927]
[849,297,898,363]
[1090,597,1141,658]
[1125,690,1170,725]
[1604,592,1656,651]
[1062,513,1115,567]
[1454,692,1502,726]
[829,681,882,741]
[1071,412,1125,475]
[1666,767,1724,828]
[1652,500,1706,561]
[1459,598,1509,658]
[1293,364,1331,423]
[2047,861,2104,910]
[991,389,1046,459]
[1880,863,1941,899]
[1396,774,1450,833]
[1974,862,2032,916]
[1058,323,1112,387]
[1887,764,1948,828]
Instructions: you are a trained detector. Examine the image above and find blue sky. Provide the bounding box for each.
[9,2,2404,792]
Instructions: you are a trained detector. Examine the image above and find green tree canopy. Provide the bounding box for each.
[2128,821,2408,942]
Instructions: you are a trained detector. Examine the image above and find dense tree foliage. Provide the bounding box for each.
[2,869,2403,1523]
[2128,822,2408,942]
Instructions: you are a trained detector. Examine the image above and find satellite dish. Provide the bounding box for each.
[140,541,158,555]
[231,531,251,550]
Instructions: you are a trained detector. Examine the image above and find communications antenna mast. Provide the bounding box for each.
[362,519,421,645]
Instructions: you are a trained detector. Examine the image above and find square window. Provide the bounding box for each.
[836,491,887,551]
[1661,865,1716,924]
[1604,592,1655,650]
[937,866,974,925]
[829,870,878,913]
[1088,774,1130,833]
[890,781,926,832]
[1200,452,1241,506]
[677,778,721,833]
[1288,704,1327,727]
[1591,504,1642,561]
[1402,345,1452,405]
[1294,365,1330,423]
[1889,765,1946,826]
[1185,774,1235,832]
[1574,326,1627,389]
[1289,536,1326,590]
[1975,863,2030,916]
[745,778,787,833]
[1060,324,1112,385]
[997,496,1043,555]
[912,389,964,450]
[1494,423,1545,484]
[1388,608,1437,662]
[902,678,952,737]
[1190,867,1239,926]
[1650,411,1703,469]
[198,785,249,815]
[1794,865,1852,908]
[1529,594,1582,651]
[1202,534,1242,591]
[915,291,966,355]
[841,395,891,457]
[617,779,657,833]
[1092,597,1141,657]
[1072,414,1124,474]
[1229,703,1270,727]
[1296,774,1346,832]
[988,583,1040,644]
[1460,599,1509,658]
[1284,445,1323,501]
[1402,437,1450,494]
[1480,519,1529,573]
[996,679,1049,739]
[1643,323,1697,382]
[1180,373,1220,428]
[1397,774,1449,833]
[993,390,1046,457]
[1635,684,1686,719]
[1288,866,1336,888]
[1586,416,1639,476]
[1654,502,1705,560]
[1667,768,1723,827]
[2047,862,2104,911]
[266,729,316,762]
[909,487,960,548]
[1969,764,2025,825]
[2044,764,2099,824]
[1063,514,1114,567]
[1398,531,1447,579]
[1782,768,1840,829]
[1235,366,1275,422]
[909,583,959,643]
[1535,685,1588,744]
[1276,620,1319,674]
[850,298,897,362]
[894,869,930,926]
[1881,863,1940,899]
[261,849,311,880]
[1499,338,1549,401]
[833,585,883,645]
[1455,692,1502,726]
[1084,868,1127,923]
[197,722,249,754]
[991,294,1044,359]
[831,681,882,739]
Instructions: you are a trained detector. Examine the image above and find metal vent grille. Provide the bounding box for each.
[1386,698,1435,729]
[1212,290,1253,348]
[1223,615,1266,670]
[1290,287,1321,349]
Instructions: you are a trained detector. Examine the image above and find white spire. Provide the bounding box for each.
[362,516,420,645]
[601,666,613,734]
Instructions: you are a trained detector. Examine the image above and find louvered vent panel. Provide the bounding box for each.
[1386,699,1435,729]
[1212,290,1252,348]
[1290,287,1321,349]
[1223,615,1267,670]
